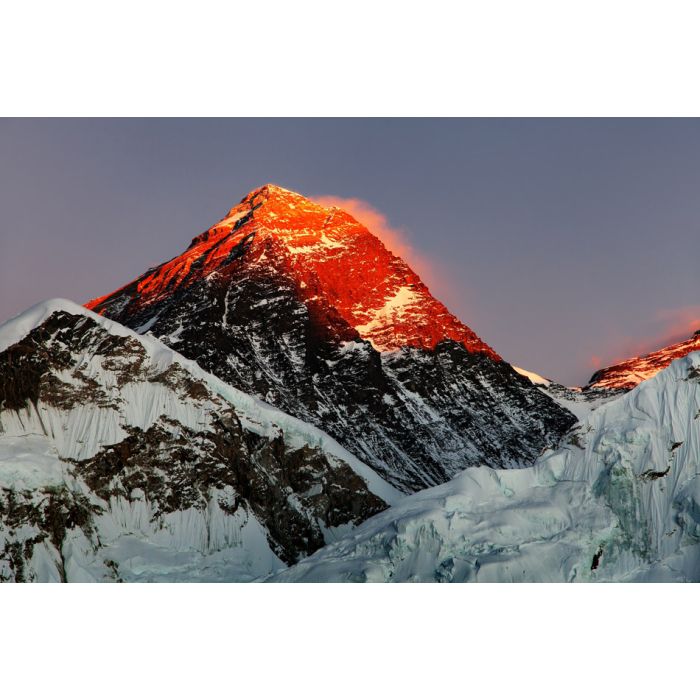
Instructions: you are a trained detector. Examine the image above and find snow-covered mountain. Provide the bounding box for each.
[3,185,696,583]
[0,299,399,582]
[272,351,700,582]
[87,184,575,492]
[588,329,700,390]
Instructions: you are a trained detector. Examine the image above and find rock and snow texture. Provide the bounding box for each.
[0,299,398,582]
[272,352,700,582]
[588,329,700,390]
[88,185,500,358]
[514,366,621,422]
[86,184,576,492]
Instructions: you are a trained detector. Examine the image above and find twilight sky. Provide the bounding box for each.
[1,118,699,385]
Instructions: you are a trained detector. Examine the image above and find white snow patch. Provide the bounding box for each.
[355,286,421,336]
[513,366,551,386]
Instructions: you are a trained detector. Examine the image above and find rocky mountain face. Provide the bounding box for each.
[588,330,700,390]
[513,366,623,421]
[273,350,700,583]
[87,184,576,492]
[0,300,398,582]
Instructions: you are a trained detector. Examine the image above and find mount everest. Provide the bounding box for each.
[86,185,575,493]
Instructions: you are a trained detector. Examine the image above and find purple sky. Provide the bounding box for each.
[1,119,699,385]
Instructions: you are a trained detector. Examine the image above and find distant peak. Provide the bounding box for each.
[588,324,700,390]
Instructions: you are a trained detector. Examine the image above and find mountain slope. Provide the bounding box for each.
[272,351,700,582]
[0,299,398,582]
[87,184,575,492]
[588,329,700,390]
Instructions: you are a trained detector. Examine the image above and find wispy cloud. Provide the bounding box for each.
[315,195,422,265]
[589,354,604,370]
[314,195,454,305]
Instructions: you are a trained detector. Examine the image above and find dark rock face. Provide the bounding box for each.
[0,310,388,580]
[0,485,100,582]
[0,311,138,412]
[71,416,386,565]
[94,237,576,492]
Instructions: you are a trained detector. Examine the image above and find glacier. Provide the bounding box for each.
[272,351,700,582]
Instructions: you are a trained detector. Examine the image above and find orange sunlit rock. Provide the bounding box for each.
[589,329,700,389]
[87,184,500,360]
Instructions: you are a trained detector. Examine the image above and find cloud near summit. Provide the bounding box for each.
[314,195,445,297]
[315,196,415,259]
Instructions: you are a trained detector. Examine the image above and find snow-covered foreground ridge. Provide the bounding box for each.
[272,351,700,582]
[0,299,399,582]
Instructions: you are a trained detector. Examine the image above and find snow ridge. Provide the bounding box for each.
[0,299,399,582]
[0,299,400,505]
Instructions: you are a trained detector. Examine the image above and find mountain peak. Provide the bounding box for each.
[226,183,305,214]
[588,327,700,390]
[87,187,500,359]
[84,187,577,492]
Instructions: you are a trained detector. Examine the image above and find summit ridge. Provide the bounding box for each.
[89,184,499,358]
